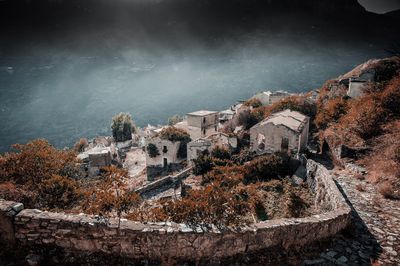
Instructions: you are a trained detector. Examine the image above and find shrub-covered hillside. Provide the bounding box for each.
[316,57,400,199]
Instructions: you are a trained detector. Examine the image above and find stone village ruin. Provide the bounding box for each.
[0,90,359,263]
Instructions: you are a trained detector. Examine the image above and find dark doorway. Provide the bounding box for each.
[163,158,168,168]
[281,137,289,152]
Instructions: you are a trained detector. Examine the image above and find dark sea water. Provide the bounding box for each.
[0,29,389,152]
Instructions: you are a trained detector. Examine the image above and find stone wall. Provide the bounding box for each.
[0,160,351,262]
[135,168,192,197]
[0,200,23,247]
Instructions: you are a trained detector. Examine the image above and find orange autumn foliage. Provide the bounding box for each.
[0,139,80,188]
[82,166,141,221]
[150,181,252,228]
[0,139,82,209]
[315,97,349,129]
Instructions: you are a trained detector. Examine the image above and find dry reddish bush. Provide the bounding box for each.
[353,173,365,181]
[359,121,400,184]
[73,138,89,152]
[378,181,397,199]
[38,174,82,210]
[0,139,80,188]
[341,95,385,139]
[315,97,349,129]
[159,126,190,142]
[202,165,245,187]
[317,79,348,105]
[266,95,317,120]
[149,181,252,228]
[370,260,382,266]
[0,182,35,206]
[355,183,365,192]
[243,98,262,108]
[82,166,141,222]
[243,153,289,184]
[380,75,400,116]
[283,191,310,218]
[0,139,83,209]
[237,108,261,130]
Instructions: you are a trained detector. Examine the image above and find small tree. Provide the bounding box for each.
[211,146,231,160]
[111,113,136,142]
[82,166,141,230]
[168,114,183,126]
[192,152,214,176]
[147,143,160,158]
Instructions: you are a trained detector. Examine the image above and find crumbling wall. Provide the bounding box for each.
[1,160,351,261]
[0,200,23,248]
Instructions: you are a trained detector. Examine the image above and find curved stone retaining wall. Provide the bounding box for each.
[0,160,351,261]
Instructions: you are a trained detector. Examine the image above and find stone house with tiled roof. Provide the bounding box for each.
[250,109,310,155]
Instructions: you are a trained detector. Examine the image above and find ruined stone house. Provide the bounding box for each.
[251,90,290,106]
[187,132,238,164]
[219,108,235,124]
[175,110,219,140]
[340,70,375,98]
[250,109,309,155]
[78,145,114,176]
[145,136,186,180]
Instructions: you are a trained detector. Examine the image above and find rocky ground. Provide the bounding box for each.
[123,148,147,189]
[300,168,400,266]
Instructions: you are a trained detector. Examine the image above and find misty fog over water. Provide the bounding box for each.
[0,3,392,151]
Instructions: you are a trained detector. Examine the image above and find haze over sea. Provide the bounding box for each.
[0,0,394,152]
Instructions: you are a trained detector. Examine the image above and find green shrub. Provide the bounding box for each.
[111,113,136,142]
[243,153,288,184]
[147,143,160,158]
[211,146,231,160]
[193,152,213,176]
[168,114,183,126]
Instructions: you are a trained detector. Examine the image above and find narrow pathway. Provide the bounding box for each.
[302,168,400,265]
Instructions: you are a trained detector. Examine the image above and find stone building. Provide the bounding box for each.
[340,70,375,98]
[78,145,114,176]
[88,147,112,167]
[219,109,235,124]
[347,78,367,98]
[175,110,219,140]
[251,90,290,106]
[145,136,187,180]
[250,109,309,155]
[187,138,212,163]
[187,132,238,164]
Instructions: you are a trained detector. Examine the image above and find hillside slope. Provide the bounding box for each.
[316,56,400,198]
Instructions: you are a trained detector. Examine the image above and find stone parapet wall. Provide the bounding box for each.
[306,160,348,211]
[135,167,192,196]
[0,200,23,246]
[0,160,351,261]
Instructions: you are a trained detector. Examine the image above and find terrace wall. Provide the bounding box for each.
[0,160,351,262]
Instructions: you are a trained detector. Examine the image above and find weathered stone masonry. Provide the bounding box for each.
[0,160,351,261]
